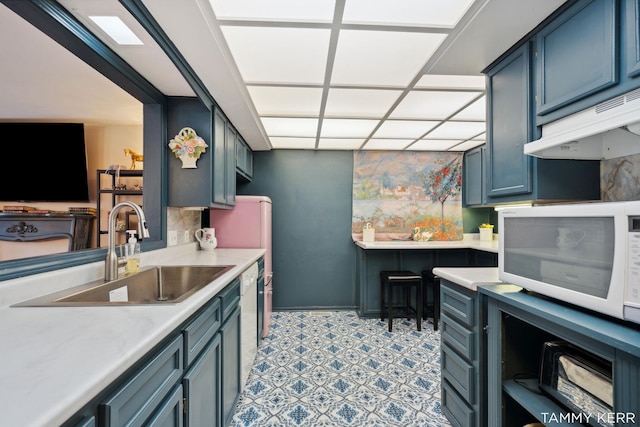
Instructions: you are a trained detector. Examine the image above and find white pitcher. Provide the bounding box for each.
[195,227,217,251]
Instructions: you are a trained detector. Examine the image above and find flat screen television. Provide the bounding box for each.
[0,123,90,202]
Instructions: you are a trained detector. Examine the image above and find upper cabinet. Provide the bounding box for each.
[167,98,240,208]
[483,14,601,204]
[462,145,485,207]
[236,135,253,182]
[534,0,640,126]
[536,0,618,117]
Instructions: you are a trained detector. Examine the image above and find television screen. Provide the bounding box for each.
[0,123,90,202]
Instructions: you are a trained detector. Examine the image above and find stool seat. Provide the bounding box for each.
[380,271,423,332]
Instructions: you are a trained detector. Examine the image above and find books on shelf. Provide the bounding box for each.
[2,205,36,212]
[69,207,97,215]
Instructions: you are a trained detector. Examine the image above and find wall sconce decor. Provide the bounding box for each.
[168,127,208,168]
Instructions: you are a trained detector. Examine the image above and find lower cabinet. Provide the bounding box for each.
[440,280,483,427]
[220,306,241,427]
[482,285,640,427]
[68,278,243,427]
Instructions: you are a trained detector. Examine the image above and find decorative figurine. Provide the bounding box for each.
[124,148,143,170]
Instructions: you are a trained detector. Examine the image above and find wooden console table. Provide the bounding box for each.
[0,213,95,251]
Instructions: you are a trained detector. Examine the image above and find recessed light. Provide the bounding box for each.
[89,16,143,45]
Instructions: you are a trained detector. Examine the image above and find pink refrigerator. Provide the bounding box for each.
[209,195,273,338]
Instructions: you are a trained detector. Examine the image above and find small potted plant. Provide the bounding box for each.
[479,223,494,241]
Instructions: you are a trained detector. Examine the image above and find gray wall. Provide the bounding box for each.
[237,150,356,311]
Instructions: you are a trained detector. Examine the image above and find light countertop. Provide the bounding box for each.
[355,234,499,253]
[432,267,502,291]
[0,243,264,427]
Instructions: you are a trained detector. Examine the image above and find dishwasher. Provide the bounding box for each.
[240,262,259,388]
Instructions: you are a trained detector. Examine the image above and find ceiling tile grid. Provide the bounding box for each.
[208,0,486,151]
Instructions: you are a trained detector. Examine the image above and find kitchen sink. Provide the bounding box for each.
[13,265,235,307]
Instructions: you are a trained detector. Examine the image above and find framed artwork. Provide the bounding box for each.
[352,151,463,241]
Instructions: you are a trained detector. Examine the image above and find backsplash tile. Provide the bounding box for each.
[601,154,640,201]
[167,207,202,244]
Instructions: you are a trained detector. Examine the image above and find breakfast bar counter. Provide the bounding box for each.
[354,235,499,318]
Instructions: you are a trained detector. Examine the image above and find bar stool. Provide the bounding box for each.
[380,271,423,332]
[421,270,441,331]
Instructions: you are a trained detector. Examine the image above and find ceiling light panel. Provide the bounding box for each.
[331,30,447,86]
[415,74,485,90]
[320,118,380,138]
[425,121,486,139]
[342,0,475,28]
[390,90,481,119]
[363,139,413,150]
[324,88,402,118]
[449,140,485,151]
[410,139,462,150]
[269,137,317,149]
[450,95,486,120]
[209,0,335,23]
[247,86,323,116]
[318,138,365,149]
[372,120,439,138]
[88,16,143,45]
[220,26,330,84]
[261,117,319,137]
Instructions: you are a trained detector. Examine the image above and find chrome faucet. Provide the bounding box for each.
[105,201,150,281]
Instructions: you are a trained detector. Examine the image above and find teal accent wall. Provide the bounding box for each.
[237,150,356,311]
[462,207,498,233]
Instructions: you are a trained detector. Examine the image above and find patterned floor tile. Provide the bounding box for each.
[231,311,451,427]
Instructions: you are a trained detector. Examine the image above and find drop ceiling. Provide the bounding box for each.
[0,0,567,151]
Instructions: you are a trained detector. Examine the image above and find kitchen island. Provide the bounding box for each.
[354,235,498,318]
[0,243,264,427]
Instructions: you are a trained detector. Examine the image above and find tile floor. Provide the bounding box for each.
[230,311,452,426]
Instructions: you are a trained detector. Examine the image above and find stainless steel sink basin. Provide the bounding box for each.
[13,265,235,307]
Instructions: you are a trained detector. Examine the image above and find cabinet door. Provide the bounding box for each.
[463,145,484,206]
[225,123,237,206]
[221,306,242,427]
[213,109,228,206]
[183,335,221,427]
[147,385,184,427]
[626,0,640,78]
[486,43,532,198]
[536,0,617,115]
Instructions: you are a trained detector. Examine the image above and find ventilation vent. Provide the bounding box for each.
[595,95,624,114]
[626,87,640,102]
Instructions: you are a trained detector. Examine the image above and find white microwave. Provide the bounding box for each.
[499,201,640,325]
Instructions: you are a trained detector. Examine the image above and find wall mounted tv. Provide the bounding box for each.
[0,123,90,202]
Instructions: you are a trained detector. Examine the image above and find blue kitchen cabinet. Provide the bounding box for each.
[146,385,184,427]
[485,43,533,199]
[485,41,601,203]
[536,0,618,116]
[183,335,221,427]
[463,145,485,207]
[481,285,640,426]
[236,135,253,182]
[167,97,238,208]
[626,0,640,78]
[99,335,184,426]
[440,280,484,427]
[220,306,241,426]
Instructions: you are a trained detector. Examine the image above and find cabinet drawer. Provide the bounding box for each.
[183,298,221,368]
[441,312,474,360]
[441,284,475,328]
[220,279,241,320]
[442,378,474,427]
[441,342,474,403]
[100,334,183,427]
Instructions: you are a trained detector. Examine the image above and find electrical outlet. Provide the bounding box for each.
[168,230,178,246]
[184,230,190,243]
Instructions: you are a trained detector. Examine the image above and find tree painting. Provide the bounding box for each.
[419,158,462,231]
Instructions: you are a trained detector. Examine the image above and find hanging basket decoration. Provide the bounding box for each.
[168,127,208,168]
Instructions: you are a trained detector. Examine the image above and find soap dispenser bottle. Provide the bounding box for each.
[124,230,140,275]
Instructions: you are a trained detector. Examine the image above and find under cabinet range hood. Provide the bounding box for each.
[525,88,640,159]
